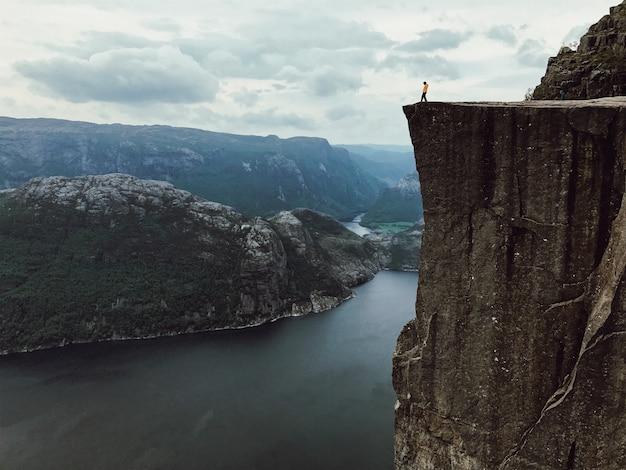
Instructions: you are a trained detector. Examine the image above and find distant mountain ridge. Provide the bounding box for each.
[0,117,388,220]
[337,144,416,187]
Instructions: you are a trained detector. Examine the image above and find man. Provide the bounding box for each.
[421,81,428,102]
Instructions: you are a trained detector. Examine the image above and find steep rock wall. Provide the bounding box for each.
[533,1,626,99]
[394,97,626,469]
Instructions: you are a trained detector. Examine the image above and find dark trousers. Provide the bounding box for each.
[421,93,427,102]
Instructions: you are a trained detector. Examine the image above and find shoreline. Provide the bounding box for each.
[0,291,357,357]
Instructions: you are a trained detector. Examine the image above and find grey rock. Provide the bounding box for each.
[533,1,626,100]
[394,97,626,469]
[364,225,422,271]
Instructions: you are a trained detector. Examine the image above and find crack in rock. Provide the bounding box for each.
[499,185,626,468]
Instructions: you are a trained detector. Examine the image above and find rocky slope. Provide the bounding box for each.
[394,97,626,469]
[0,174,381,354]
[0,117,384,220]
[361,172,423,228]
[364,224,422,271]
[532,1,626,99]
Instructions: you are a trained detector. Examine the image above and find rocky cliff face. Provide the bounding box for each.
[533,1,626,100]
[394,97,626,469]
[0,174,380,354]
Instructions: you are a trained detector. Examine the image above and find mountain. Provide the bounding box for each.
[337,144,416,187]
[0,117,384,220]
[0,174,381,354]
[358,171,424,271]
[532,1,626,99]
[360,171,423,229]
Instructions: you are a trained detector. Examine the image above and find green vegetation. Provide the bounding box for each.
[360,173,423,229]
[364,221,416,233]
[0,186,375,353]
[0,193,246,352]
[171,146,383,219]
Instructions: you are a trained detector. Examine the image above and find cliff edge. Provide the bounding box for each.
[394,97,626,469]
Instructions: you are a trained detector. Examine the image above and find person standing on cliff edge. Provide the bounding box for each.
[421,81,428,102]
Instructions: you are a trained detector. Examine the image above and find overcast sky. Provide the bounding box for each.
[0,0,619,144]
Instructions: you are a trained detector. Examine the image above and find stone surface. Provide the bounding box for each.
[394,98,626,469]
[364,226,422,271]
[532,1,626,100]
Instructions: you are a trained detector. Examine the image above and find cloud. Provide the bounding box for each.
[516,39,552,67]
[240,108,317,130]
[395,28,471,52]
[562,25,589,48]
[15,46,219,103]
[144,18,182,34]
[231,88,261,107]
[56,31,158,59]
[234,10,393,55]
[486,25,517,45]
[306,65,363,97]
[325,104,365,121]
[14,9,386,108]
[379,53,460,80]
[276,65,304,83]
[196,16,383,83]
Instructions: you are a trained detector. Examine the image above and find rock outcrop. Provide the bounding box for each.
[394,97,626,469]
[364,225,422,271]
[0,174,381,354]
[533,1,626,100]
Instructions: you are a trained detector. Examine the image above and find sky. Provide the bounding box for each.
[0,0,620,145]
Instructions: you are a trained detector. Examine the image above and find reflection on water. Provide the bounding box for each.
[342,213,372,236]
[0,271,417,470]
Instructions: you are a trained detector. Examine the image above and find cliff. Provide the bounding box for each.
[394,97,626,469]
[533,1,626,99]
[0,174,380,354]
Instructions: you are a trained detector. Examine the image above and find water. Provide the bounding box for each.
[0,271,417,469]
[342,214,372,236]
